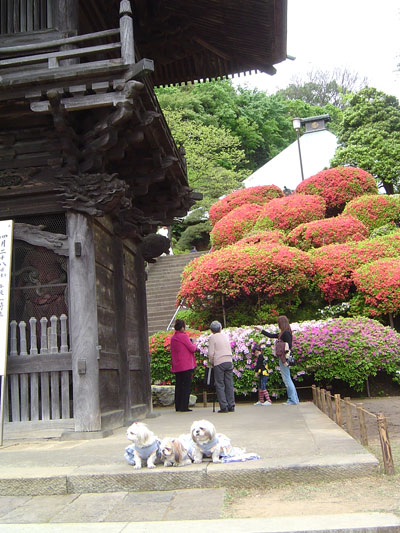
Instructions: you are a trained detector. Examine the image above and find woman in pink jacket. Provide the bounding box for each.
[170,319,197,412]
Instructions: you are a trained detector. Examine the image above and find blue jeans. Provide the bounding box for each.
[259,375,268,390]
[279,361,299,404]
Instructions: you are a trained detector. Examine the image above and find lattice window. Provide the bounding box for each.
[0,0,54,35]
[9,214,68,324]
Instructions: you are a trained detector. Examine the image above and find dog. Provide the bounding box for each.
[190,419,231,464]
[125,422,161,469]
[160,437,192,467]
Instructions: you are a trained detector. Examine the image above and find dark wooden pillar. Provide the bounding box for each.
[55,0,78,32]
[67,212,101,432]
[135,250,152,407]
[112,238,132,423]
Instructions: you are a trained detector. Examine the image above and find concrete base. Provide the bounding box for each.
[61,429,113,441]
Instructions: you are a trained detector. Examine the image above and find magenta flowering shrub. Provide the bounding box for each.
[343,194,400,231]
[353,258,400,317]
[287,216,369,251]
[149,318,400,395]
[209,185,283,225]
[256,194,326,232]
[210,203,264,249]
[296,166,378,216]
[291,317,400,391]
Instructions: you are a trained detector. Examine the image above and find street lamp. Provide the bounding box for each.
[292,117,305,181]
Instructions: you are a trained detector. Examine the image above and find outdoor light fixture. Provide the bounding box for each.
[292,117,305,181]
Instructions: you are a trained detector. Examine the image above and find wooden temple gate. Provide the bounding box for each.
[0,0,287,435]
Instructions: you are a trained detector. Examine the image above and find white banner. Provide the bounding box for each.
[0,220,13,377]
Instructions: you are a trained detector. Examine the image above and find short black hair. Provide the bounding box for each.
[174,319,185,331]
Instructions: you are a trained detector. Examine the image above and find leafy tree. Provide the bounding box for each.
[331,88,400,194]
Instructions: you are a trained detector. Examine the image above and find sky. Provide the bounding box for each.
[234,0,400,100]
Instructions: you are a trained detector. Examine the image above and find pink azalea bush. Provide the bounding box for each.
[353,258,400,317]
[210,203,264,249]
[179,242,315,308]
[255,194,326,232]
[287,216,369,251]
[343,194,400,231]
[235,230,286,247]
[209,185,283,225]
[311,231,400,301]
[296,166,378,216]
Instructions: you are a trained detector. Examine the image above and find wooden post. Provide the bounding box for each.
[67,213,101,432]
[221,294,227,329]
[120,0,135,64]
[356,403,368,446]
[311,384,317,405]
[326,390,334,420]
[316,386,322,410]
[377,413,395,475]
[344,397,354,436]
[321,389,326,415]
[203,390,208,407]
[334,393,343,427]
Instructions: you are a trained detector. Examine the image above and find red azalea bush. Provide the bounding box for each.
[353,258,400,317]
[179,242,315,308]
[311,231,400,301]
[287,216,369,251]
[210,203,264,249]
[235,230,286,247]
[343,194,400,231]
[209,185,283,225]
[296,166,378,217]
[255,194,326,232]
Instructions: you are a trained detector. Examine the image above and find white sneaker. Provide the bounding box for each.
[262,401,272,406]
[254,401,263,406]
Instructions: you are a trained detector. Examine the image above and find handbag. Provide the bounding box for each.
[204,366,215,389]
[273,339,294,365]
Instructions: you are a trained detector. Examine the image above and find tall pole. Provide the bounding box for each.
[296,129,305,181]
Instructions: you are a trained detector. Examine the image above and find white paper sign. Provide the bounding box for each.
[0,220,13,376]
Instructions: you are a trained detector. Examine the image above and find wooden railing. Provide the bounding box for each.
[5,314,72,423]
[312,385,395,475]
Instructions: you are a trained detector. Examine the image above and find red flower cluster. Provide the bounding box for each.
[296,166,377,216]
[353,258,400,316]
[210,203,264,249]
[287,215,369,251]
[235,230,286,247]
[209,185,283,225]
[179,242,315,308]
[343,194,400,230]
[311,232,400,301]
[258,194,326,232]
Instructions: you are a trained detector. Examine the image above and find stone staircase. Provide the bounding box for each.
[146,252,204,336]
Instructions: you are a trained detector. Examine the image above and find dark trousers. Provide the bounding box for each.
[174,369,193,411]
[213,362,235,410]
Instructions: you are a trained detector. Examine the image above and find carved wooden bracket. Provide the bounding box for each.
[56,172,131,217]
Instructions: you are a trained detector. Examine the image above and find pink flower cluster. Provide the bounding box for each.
[258,194,326,232]
[209,185,283,225]
[296,166,377,216]
[287,215,369,250]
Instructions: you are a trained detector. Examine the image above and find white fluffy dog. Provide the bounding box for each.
[160,437,192,467]
[190,419,231,464]
[125,422,161,469]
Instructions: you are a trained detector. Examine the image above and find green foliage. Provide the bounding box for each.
[175,221,212,252]
[331,88,400,194]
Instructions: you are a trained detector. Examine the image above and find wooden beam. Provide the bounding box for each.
[30,91,133,113]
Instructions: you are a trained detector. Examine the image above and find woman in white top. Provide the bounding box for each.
[208,321,235,413]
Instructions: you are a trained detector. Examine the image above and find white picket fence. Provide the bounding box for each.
[5,314,72,423]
